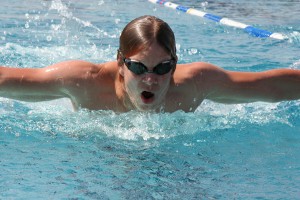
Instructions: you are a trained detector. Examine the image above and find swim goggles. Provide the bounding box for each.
[123,58,176,75]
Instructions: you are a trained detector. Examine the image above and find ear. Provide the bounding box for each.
[117,50,125,77]
[119,65,124,77]
[117,49,124,65]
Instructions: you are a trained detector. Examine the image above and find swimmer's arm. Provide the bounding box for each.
[0,67,63,101]
[0,60,99,102]
[195,63,300,103]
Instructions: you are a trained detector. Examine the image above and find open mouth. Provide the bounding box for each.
[141,91,155,103]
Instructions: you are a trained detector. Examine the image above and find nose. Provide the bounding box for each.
[142,73,158,86]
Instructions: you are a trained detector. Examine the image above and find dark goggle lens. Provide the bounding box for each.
[124,59,174,75]
[124,59,147,75]
[153,61,174,75]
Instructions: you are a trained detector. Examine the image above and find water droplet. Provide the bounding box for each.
[176,43,181,51]
[290,60,300,69]
[201,1,208,7]
[34,15,40,20]
[188,48,198,55]
[98,0,104,5]
[25,22,30,29]
[46,35,52,41]
[115,18,120,24]
[110,11,115,17]
[51,24,61,31]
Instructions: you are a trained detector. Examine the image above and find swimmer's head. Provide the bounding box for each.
[117,15,177,66]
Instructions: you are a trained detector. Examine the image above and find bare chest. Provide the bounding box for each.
[164,92,204,112]
[71,92,124,111]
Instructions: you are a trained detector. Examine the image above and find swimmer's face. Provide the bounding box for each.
[119,42,174,111]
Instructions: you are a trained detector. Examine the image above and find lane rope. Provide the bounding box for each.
[148,0,287,40]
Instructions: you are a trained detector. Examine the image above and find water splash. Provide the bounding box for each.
[0,41,116,68]
[288,31,300,44]
[290,59,300,69]
[1,97,295,141]
[48,0,115,38]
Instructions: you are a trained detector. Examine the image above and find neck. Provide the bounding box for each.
[115,74,134,111]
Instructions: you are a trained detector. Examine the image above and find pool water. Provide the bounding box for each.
[1,0,300,199]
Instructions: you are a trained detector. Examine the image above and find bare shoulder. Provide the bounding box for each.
[40,60,118,80]
[172,62,229,99]
[96,61,119,77]
[174,62,225,82]
[0,60,103,84]
[176,61,224,73]
[43,60,101,78]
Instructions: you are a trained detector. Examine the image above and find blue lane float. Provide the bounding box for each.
[148,0,287,40]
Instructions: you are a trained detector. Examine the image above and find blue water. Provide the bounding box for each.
[1,0,300,199]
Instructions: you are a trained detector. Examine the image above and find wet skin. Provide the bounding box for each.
[1,42,300,112]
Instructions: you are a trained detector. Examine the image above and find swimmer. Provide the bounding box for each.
[1,15,300,112]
